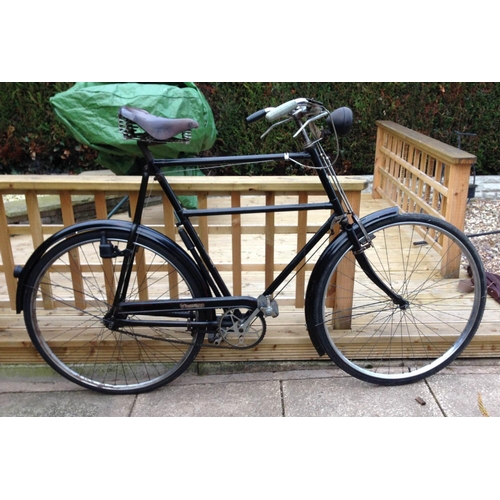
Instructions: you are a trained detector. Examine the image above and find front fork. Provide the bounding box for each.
[343,220,410,309]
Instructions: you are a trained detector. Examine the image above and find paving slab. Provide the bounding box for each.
[0,391,135,417]
[282,376,443,417]
[0,361,499,417]
[132,379,283,417]
[428,372,500,417]
[0,365,80,393]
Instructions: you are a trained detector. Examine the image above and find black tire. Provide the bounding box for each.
[306,213,487,385]
[22,229,208,394]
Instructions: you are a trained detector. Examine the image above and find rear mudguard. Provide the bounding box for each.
[305,207,399,356]
[14,219,206,313]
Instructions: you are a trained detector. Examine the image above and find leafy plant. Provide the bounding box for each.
[1,82,499,176]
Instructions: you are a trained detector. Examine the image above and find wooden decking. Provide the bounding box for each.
[2,194,500,364]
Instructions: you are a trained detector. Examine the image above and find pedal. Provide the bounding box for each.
[257,295,279,318]
[207,332,225,345]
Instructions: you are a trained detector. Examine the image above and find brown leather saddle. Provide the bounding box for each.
[119,106,199,142]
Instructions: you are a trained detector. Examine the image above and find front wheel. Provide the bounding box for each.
[22,229,209,394]
[306,212,487,385]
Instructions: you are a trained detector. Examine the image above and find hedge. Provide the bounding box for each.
[1,82,499,176]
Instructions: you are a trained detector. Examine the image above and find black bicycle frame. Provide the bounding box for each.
[111,142,405,322]
[152,148,345,297]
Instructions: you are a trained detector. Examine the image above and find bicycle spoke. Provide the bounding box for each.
[308,213,486,384]
[24,231,207,394]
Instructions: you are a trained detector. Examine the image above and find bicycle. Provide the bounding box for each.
[14,97,487,394]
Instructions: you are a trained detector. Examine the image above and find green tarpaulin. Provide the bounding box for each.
[50,82,217,208]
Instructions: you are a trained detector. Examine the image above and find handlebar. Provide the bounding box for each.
[246,108,269,124]
[246,97,354,139]
[246,98,310,124]
[265,98,309,121]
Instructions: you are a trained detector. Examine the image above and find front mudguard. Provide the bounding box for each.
[14,219,201,313]
[305,207,399,356]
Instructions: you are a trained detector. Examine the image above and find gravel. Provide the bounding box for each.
[466,199,500,274]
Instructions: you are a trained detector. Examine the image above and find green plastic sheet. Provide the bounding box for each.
[50,82,217,208]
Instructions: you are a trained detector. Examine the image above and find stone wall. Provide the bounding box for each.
[5,195,133,225]
[471,176,500,199]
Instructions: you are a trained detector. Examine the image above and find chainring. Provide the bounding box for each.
[216,308,266,349]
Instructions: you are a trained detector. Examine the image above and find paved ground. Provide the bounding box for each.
[1,360,499,417]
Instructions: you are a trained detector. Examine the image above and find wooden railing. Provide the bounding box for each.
[373,120,476,230]
[373,121,476,276]
[0,174,367,311]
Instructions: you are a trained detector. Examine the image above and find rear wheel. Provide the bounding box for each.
[23,229,208,394]
[306,213,487,385]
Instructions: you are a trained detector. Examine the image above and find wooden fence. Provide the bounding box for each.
[0,174,367,312]
[373,120,476,231]
[372,121,476,276]
[0,173,373,363]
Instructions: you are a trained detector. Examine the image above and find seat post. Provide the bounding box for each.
[132,141,157,226]
[109,141,153,308]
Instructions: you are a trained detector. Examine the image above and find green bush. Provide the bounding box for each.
[0,82,98,174]
[200,82,498,175]
[1,82,499,176]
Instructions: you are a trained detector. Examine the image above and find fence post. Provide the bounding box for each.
[442,160,473,233]
[372,124,385,200]
[441,159,474,277]
[0,196,16,308]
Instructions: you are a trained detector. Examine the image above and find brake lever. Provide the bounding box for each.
[260,117,294,139]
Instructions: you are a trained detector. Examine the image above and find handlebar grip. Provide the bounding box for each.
[246,109,267,124]
[265,98,308,122]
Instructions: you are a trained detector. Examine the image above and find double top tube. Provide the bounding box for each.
[133,140,350,303]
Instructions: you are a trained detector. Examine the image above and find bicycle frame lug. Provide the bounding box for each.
[102,313,117,331]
